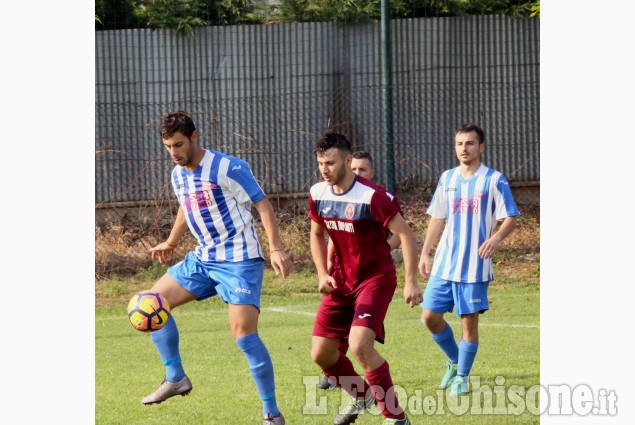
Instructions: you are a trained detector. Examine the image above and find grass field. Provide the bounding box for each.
[96,261,539,424]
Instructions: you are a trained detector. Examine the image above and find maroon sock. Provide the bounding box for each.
[338,340,350,355]
[323,354,370,399]
[365,360,405,420]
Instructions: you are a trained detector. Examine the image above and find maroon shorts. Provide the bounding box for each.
[312,271,397,344]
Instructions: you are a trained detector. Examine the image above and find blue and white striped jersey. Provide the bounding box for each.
[171,150,265,262]
[428,164,520,283]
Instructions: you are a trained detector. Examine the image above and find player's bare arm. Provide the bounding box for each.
[388,234,401,250]
[149,207,189,264]
[309,220,337,294]
[418,217,445,278]
[387,213,422,308]
[326,237,336,273]
[253,197,292,278]
[478,216,517,259]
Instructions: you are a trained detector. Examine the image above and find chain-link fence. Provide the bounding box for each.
[95,16,539,279]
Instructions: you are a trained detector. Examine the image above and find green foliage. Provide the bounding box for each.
[97,0,268,33]
[268,0,375,23]
[95,0,143,30]
[95,0,539,31]
[270,0,539,23]
[135,0,209,34]
[530,0,540,17]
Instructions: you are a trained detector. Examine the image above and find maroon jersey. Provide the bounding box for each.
[309,175,401,289]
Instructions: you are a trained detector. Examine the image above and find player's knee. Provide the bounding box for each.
[348,341,374,364]
[311,346,334,367]
[421,311,444,332]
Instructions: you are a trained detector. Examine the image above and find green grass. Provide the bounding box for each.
[96,267,539,424]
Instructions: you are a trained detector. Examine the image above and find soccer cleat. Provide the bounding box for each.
[333,393,375,425]
[439,359,458,389]
[384,416,411,425]
[263,413,285,425]
[449,375,469,396]
[317,373,337,390]
[141,376,192,404]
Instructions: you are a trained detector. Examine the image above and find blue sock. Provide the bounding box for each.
[150,316,185,382]
[458,339,479,376]
[236,333,279,417]
[430,323,459,364]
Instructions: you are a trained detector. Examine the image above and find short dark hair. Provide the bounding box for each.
[314,131,352,155]
[352,150,374,165]
[160,110,197,139]
[456,123,485,144]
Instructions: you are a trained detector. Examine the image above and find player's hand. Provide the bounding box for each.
[404,282,423,308]
[478,238,500,259]
[418,256,432,279]
[318,275,337,295]
[270,250,292,278]
[149,241,176,264]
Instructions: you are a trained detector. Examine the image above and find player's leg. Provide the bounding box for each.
[312,335,374,425]
[312,290,374,424]
[229,303,284,423]
[312,312,370,399]
[317,338,350,390]
[317,260,347,391]
[450,281,489,396]
[141,272,198,404]
[420,276,459,389]
[447,313,480,396]
[349,278,408,423]
[317,338,347,390]
[142,252,220,404]
[213,258,285,424]
[311,336,369,395]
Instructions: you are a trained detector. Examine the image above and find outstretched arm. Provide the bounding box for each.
[149,206,189,264]
[253,197,292,278]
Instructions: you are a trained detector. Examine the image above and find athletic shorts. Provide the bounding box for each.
[312,272,397,344]
[420,275,489,316]
[168,251,264,309]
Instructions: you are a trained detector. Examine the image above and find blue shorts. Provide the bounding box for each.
[420,275,489,316]
[168,252,264,310]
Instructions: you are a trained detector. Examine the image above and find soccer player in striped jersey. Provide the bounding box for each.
[309,132,422,425]
[418,123,519,396]
[141,111,291,425]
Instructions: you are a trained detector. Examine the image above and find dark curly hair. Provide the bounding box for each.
[314,131,352,155]
[160,110,197,139]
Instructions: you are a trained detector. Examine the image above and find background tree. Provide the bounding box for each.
[95,0,539,32]
[96,0,143,30]
[269,0,538,23]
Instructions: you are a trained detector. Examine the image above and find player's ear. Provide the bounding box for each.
[345,153,353,166]
[191,130,199,144]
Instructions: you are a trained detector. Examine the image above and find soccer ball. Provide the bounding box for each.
[127,291,171,332]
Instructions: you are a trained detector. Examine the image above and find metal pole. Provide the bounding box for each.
[380,0,395,192]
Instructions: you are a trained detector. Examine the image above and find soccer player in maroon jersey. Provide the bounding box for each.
[317,150,402,391]
[308,132,422,425]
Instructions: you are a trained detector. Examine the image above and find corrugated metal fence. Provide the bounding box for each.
[95,15,539,205]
